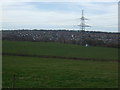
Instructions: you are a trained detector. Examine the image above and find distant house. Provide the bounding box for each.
[85,44,88,47]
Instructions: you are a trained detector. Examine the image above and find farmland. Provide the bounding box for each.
[2,40,119,88]
[2,40,118,60]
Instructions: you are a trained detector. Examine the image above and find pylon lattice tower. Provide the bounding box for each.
[78,10,91,31]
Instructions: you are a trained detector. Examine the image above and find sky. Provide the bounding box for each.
[0,0,119,32]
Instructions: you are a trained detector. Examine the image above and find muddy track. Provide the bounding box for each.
[2,53,119,62]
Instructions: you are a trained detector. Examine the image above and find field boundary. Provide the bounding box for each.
[2,53,119,62]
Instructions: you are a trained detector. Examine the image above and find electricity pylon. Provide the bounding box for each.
[78,10,91,31]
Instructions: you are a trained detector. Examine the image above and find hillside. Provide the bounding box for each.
[2,40,118,60]
[2,40,119,88]
[2,30,120,48]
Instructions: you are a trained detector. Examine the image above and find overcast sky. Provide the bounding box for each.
[0,0,119,32]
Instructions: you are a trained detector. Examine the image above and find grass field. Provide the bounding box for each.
[3,56,118,88]
[2,40,118,60]
[2,40,119,88]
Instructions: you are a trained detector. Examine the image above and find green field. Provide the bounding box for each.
[2,40,118,60]
[2,40,119,88]
[3,56,118,88]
